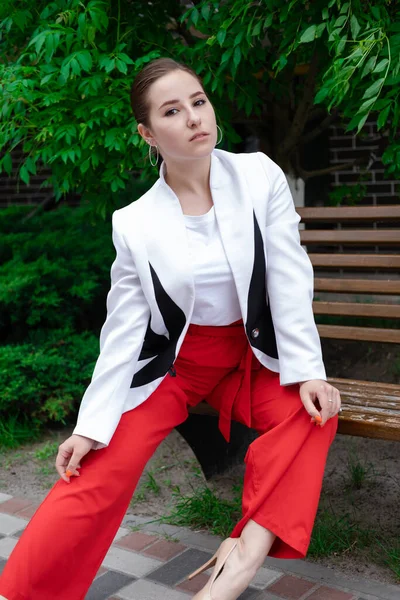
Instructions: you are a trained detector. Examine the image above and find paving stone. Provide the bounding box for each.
[15,503,40,519]
[0,513,28,536]
[85,569,136,600]
[249,566,283,589]
[114,578,192,599]
[102,545,162,578]
[12,528,26,538]
[0,498,34,515]
[0,494,13,503]
[0,537,18,559]
[175,571,209,594]
[267,574,315,599]
[114,531,160,552]
[147,547,213,586]
[236,588,264,599]
[95,566,108,579]
[173,529,222,553]
[142,539,187,561]
[0,557,6,575]
[306,586,354,600]
[113,527,131,542]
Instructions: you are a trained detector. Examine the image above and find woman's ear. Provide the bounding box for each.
[137,123,155,146]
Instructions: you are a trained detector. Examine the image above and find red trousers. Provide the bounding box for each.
[0,320,337,600]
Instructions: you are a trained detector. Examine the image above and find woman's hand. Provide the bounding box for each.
[299,380,341,426]
[55,434,95,483]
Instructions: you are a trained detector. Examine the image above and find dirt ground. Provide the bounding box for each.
[0,422,399,586]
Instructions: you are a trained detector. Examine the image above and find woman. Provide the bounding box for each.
[0,57,341,600]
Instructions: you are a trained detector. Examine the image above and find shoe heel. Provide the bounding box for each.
[186,552,218,580]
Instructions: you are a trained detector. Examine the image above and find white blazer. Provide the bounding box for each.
[73,149,326,449]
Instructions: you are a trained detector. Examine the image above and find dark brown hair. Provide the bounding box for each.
[130,57,204,127]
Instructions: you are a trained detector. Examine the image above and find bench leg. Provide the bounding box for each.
[175,414,258,480]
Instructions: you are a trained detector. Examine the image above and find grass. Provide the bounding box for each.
[345,449,376,490]
[308,510,374,557]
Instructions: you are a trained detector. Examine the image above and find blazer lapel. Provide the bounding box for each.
[211,150,255,323]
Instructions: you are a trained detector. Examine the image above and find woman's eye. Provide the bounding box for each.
[165,99,207,116]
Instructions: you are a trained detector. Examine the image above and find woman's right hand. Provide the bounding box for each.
[55,434,95,483]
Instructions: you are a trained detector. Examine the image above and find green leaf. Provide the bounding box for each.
[252,21,262,36]
[361,55,377,78]
[322,8,329,20]
[221,48,232,64]
[233,46,241,68]
[234,31,244,45]
[115,58,127,74]
[363,78,384,99]
[217,29,226,45]
[371,6,380,20]
[264,14,273,28]
[19,164,30,185]
[300,25,317,43]
[377,104,391,129]
[76,50,93,72]
[315,86,330,104]
[191,7,200,26]
[316,23,326,38]
[2,153,12,175]
[350,15,360,39]
[357,97,377,114]
[334,16,347,28]
[374,59,389,73]
[340,2,350,14]
[357,113,369,133]
[201,4,211,22]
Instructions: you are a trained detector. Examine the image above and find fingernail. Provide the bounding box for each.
[66,470,73,477]
[314,415,322,424]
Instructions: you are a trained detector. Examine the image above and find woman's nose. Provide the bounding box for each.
[188,112,201,127]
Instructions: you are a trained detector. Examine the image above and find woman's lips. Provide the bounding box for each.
[190,133,209,142]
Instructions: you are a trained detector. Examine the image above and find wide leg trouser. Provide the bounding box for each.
[0,321,338,600]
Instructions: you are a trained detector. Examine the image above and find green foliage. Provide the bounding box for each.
[0,326,99,447]
[0,0,399,213]
[0,203,140,445]
[0,204,114,341]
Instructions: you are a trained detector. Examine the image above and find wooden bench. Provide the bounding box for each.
[176,205,400,478]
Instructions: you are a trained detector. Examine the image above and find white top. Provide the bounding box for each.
[183,205,242,326]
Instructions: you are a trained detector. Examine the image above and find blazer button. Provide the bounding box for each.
[251,328,260,339]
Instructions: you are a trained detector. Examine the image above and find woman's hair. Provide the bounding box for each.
[130,57,204,127]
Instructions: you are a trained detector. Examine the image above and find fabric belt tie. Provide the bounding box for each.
[190,320,262,444]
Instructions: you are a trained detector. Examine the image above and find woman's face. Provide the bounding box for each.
[138,69,217,162]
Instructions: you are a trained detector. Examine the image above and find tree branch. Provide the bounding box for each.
[297,156,371,180]
[301,109,340,144]
[278,50,320,161]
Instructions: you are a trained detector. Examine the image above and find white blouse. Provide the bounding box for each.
[183,205,242,326]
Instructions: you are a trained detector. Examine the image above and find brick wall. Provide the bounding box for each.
[0,144,80,208]
[328,120,399,206]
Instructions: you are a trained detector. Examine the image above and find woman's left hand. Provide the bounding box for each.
[299,380,341,426]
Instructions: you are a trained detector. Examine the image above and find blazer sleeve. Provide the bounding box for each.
[257,151,327,386]
[72,210,150,449]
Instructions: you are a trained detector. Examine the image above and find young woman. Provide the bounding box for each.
[0,57,341,600]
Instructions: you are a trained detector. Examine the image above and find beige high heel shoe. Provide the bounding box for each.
[186,537,239,600]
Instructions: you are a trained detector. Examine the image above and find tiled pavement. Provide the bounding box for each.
[0,493,399,600]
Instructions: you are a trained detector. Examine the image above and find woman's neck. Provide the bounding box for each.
[164,155,211,197]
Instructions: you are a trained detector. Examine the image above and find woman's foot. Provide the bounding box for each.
[193,519,276,600]
[0,595,9,599]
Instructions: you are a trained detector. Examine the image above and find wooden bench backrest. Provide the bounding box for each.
[297,205,400,344]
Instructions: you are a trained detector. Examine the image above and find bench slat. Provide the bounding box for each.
[298,205,400,222]
[328,377,400,441]
[313,301,400,318]
[317,324,400,343]
[309,254,400,269]
[301,229,400,245]
[314,278,400,294]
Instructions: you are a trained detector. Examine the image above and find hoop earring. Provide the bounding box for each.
[148,143,159,167]
[216,125,223,145]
